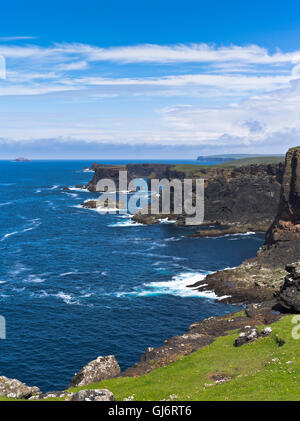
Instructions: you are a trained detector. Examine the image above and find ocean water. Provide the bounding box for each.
[0,160,265,391]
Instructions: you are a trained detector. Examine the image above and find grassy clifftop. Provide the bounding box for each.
[172,156,284,176]
[67,314,299,401]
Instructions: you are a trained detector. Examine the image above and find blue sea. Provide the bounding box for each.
[0,160,264,392]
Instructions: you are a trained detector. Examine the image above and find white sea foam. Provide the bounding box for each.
[55,292,79,305]
[158,218,176,224]
[114,271,229,299]
[108,220,143,227]
[62,192,79,198]
[1,231,19,240]
[0,201,14,207]
[60,271,79,277]
[24,274,45,283]
[68,186,89,192]
[0,219,41,242]
[202,231,257,239]
[164,236,182,242]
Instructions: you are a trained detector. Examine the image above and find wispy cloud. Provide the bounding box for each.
[0,36,38,42]
[1,42,300,64]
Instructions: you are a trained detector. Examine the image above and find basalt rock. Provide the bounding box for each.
[192,147,300,302]
[277,262,300,312]
[122,303,280,377]
[250,147,300,266]
[189,222,270,238]
[81,199,126,210]
[68,355,120,388]
[82,200,97,209]
[266,147,300,245]
[86,162,283,228]
[87,165,134,192]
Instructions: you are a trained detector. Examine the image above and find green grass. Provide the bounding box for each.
[65,315,300,401]
[216,156,284,167]
[172,156,284,176]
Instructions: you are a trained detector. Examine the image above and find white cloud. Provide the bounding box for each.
[0,42,300,65]
[159,78,300,147]
[0,40,300,153]
[57,61,88,71]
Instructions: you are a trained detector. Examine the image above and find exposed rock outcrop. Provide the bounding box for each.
[188,222,269,238]
[0,376,41,399]
[122,302,280,377]
[234,326,272,347]
[266,147,300,244]
[81,199,125,210]
[277,262,300,312]
[70,389,114,401]
[87,165,134,192]
[69,355,120,388]
[191,147,300,303]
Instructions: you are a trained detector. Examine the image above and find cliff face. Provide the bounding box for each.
[87,164,133,192]
[266,147,300,244]
[87,162,283,229]
[203,164,282,226]
[195,146,300,303]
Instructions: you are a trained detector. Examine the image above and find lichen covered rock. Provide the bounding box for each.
[0,376,41,399]
[69,355,120,388]
[70,389,114,401]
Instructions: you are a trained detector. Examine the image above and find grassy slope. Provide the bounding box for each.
[172,156,284,177]
[65,315,300,401]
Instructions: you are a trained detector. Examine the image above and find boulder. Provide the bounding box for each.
[70,389,114,401]
[82,200,97,209]
[277,262,300,312]
[234,325,273,347]
[69,355,120,388]
[235,328,258,347]
[0,376,41,399]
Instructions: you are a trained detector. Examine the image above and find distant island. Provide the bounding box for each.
[14,157,31,162]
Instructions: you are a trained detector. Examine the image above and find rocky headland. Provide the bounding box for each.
[190,147,300,303]
[84,161,283,233]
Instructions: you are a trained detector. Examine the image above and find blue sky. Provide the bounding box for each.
[1,0,300,158]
